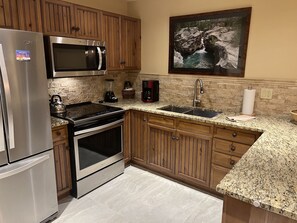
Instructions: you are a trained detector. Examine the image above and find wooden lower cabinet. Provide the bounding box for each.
[52,125,72,200]
[223,196,297,223]
[123,111,131,164]
[147,124,175,174]
[131,111,148,165]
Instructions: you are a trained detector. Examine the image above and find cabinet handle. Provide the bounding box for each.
[120,61,126,65]
[71,26,77,31]
[230,144,236,152]
[175,136,179,141]
[56,131,61,136]
[232,132,237,137]
[172,136,176,140]
[76,27,80,32]
[230,159,235,166]
[143,118,147,122]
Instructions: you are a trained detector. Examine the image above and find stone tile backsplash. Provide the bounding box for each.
[48,72,297,116]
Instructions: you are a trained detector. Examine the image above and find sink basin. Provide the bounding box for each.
[158,105,221,118]
[184,108,221,118]
[157,105,192,113]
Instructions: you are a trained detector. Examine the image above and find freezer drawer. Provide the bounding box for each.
[0,150,58,223]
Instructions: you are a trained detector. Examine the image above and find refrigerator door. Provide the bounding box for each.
[0,98,8,166]
[0,150,58,223]
[0,29,52,162]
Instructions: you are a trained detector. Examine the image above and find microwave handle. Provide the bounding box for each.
[97,47,102,70]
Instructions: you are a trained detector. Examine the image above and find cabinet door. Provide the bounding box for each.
[210,164,230,190]
[175,131,212,187]
[121,16,141,70]
[17,0,42,32]
[74,5,101,40]
[101,11,121,70]
[41,0,75,36]
[52,126,72,200]
[0,0,18,29]
[131,111,147,165]
[123,111,131,164]
[147,124,175,174]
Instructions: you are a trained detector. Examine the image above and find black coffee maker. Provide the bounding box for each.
[142,80,159,102]
[104,79,118,102]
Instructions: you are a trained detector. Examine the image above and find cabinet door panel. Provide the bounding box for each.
[101,11,121,70]
[176,132,211,187]
[148,125,175,173]
[75,5,100,39]
[41,0,75,36]
[17,0,42,32]
[210,164,230,190]
[131,111,147,164]
[123,111,131,164]
[0,0,18,29]
[121,16,141,70]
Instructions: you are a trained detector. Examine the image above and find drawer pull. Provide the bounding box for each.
[230,144,236,151]
[56,131,61,136]
[230,159,235,166]
[172,136,176,140]
[232,132,237,137]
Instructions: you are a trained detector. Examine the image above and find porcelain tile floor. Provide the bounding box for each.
[52,166,223,223]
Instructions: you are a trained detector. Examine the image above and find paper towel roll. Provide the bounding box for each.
[242,89,256,115]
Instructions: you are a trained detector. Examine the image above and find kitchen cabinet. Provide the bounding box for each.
[16,0,42,32]
[222,196,297,223]
[52,125,72,200]
[147,114,213,188]
[147,118,175,174]
[124,111,131,165]
[131,111,148,166]
[210,126,261,190]
[101,11,141,71]
[41,0,101,39]
[175,120,213,187]
[0,0,18,29]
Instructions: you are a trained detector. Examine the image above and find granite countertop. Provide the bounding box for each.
[51,116,69,128]
[106,99,297,220]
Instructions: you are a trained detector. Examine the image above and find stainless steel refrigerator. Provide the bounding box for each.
[0,28,58,223]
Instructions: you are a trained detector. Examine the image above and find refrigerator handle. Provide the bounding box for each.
[0,44,15,150]
[0,155,49,180]
[0,103,6,152]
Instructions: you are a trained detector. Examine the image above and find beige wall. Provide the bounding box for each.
[127,0,297,80]
[64,0,128,15]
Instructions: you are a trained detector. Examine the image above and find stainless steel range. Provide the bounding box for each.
[54,102,125,198]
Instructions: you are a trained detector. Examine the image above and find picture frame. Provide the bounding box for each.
[168,7,252,77]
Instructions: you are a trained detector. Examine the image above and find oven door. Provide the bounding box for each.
[73,119,123,180]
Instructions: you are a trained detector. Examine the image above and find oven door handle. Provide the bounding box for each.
[74,118,124,136]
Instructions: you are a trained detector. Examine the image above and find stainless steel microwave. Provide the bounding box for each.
[44,36,106,78]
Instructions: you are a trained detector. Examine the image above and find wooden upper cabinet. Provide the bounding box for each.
[41,0,75,36]
[16,0,42,32]
[0,0,19,29]
[74,5,101,39]
[41,0,101,39]
[121,16,141,70]
[101,11,121,70]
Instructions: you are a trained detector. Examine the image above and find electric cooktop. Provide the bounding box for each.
[53,102,124,124]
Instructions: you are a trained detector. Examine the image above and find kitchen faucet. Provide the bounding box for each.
[193,78,204,107]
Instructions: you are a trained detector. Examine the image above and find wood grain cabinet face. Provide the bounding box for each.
[131,111,148,165]
[123,111,131,164]
[210,126,261,190]
[52,125,72,200]
[41,0,101,39]
[101,12,141,71]
[41,0,75,36]
[0,0,18,29]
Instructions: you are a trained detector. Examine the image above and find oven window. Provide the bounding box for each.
[53,44,98,71]
[77,126,122,170]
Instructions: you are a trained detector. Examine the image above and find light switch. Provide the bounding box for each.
[260,88,273,99]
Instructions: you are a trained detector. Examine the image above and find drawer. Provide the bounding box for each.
[212,151,240,169]
[176,120,213,136]
[52,126,68,142]
[210,164,230,190]
[148,114,175,128]
[213,138,250,157]
[214,126,259,145]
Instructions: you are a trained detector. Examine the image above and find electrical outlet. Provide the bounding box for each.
[260,88,273,99]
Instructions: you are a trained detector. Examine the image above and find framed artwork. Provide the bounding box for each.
[168,7,252,77]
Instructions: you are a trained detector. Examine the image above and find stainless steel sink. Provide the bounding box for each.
[158,105,221,118]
